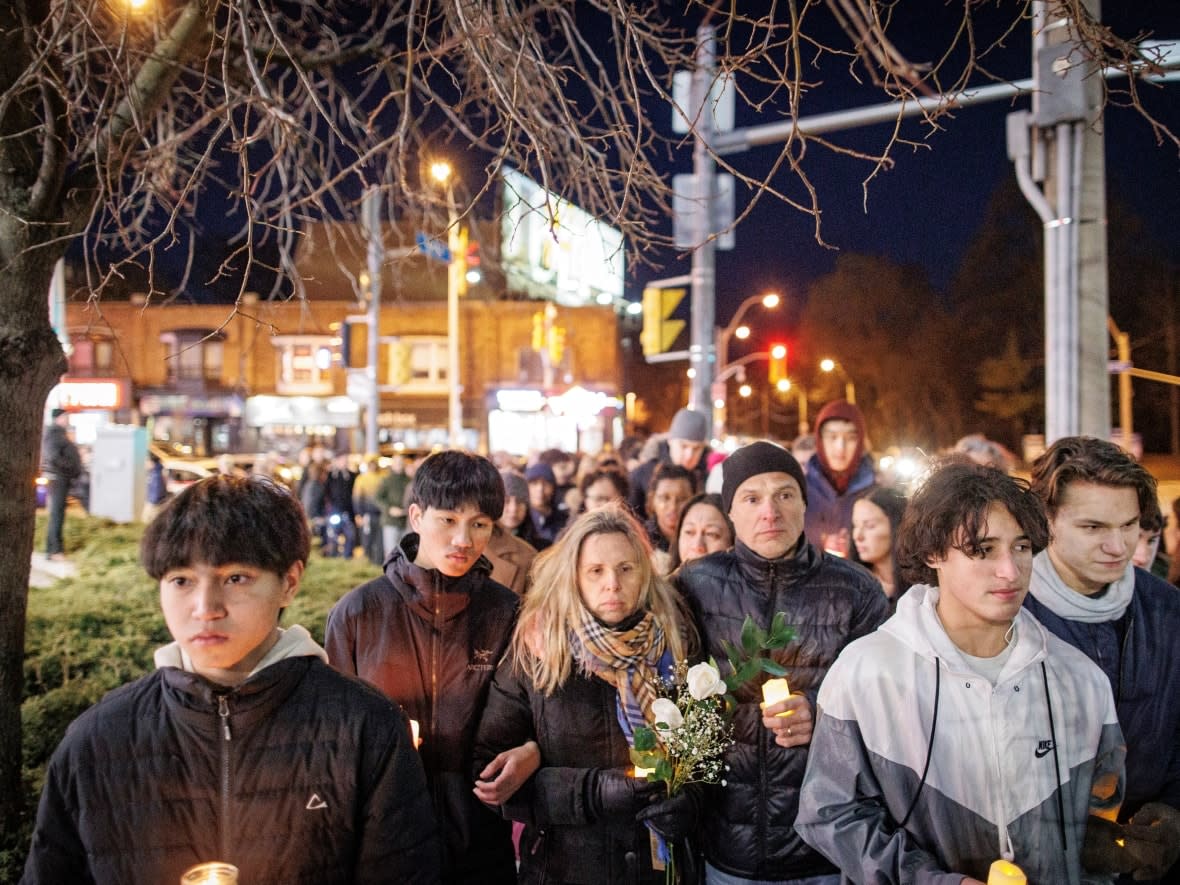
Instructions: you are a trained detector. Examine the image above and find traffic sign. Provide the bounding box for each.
[415,231,450,263]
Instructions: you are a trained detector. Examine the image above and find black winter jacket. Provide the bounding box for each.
[1024,567,1180,818]
[325,535,520,885]
[22,656,439,885]
[473,654,670,885]
[675,538,889,880]
[40,423,82,481]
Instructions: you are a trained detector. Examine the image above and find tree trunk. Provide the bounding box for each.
[0,244,68,842]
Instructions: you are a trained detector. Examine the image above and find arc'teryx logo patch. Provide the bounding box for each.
[1034,740,1055,759]
[467,648,495,672]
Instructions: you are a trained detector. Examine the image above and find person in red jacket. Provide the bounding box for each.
[22,475,439,885]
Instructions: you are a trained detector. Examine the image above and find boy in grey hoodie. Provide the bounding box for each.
[23,475,439,885]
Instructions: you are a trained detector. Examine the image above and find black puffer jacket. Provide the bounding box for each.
[473,653,670,885]
[22,656,439,885]
[325,535,520,885]
[40,423,82,480]
[675,539,889,880]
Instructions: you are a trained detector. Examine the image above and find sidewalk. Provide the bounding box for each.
[30,552,78,588]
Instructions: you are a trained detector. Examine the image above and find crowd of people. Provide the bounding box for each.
[24,399,1180,885]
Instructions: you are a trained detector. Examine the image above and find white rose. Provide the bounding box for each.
[651,697,684,733]
[687,662,726,700]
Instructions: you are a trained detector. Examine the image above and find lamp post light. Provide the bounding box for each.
[819,357,856,404]
[713,291,781,440]
[431,161,464,449]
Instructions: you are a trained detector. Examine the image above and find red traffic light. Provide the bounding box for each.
[769,343,788,384]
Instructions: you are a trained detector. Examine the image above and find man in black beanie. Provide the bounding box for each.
[676,439,888,884]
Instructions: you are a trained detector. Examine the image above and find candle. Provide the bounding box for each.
[987,859,1026,885]
[180,861,239,884]
[633,765,653,779]
[409,718,421,748]
[762,677,791,716]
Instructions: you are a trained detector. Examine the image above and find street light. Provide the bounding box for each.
[819,357,856,404]
[713,291,781,440]
[716,291,781,372]
[431,161,464,449]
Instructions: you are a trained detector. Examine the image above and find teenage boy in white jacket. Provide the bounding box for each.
[796,461,1125,885]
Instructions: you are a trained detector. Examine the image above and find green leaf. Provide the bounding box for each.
[654,758,674,781]
[760,658,788,676]
[632,726,657,752]
[740,616,760,656]
[734,660,760,685]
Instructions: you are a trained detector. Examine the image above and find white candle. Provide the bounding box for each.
[409,718,421,748]
[180,862,239,884]
[762,677,791,716]
[987,859,1027,885]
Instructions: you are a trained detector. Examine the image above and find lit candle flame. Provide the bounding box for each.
[409,719,421,749]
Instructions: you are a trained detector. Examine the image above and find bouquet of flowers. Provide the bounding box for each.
[630,614,796,881]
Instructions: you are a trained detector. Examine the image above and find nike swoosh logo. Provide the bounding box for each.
[1034,747,1052,758]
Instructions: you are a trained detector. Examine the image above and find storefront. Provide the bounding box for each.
[486,386,622,455]
[243,394,359,457]
[139,391,244,457]
[48,377,134,444]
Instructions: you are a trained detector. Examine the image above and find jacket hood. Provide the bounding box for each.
[153,624,328,676]
[383,532,494,623]
[813,399,869,492]
[881,584,1050,679]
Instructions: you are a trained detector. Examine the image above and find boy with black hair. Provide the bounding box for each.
[23,475,439,885]
[797,461,1125,884]
[326,451,533,885]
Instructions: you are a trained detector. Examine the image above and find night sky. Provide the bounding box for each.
[636,3,1180,334]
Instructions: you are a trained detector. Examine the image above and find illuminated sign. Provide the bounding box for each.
[500,167,624,307]
[54,379,128,410]
[496,389,547,412]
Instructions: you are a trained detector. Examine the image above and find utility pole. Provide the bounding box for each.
[688,24,717,425]
[362,188,382,455]
[1033,0,1109,442]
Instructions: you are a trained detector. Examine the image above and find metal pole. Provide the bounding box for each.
[362,188,382,455]
[689,24,717,432]
[446,187,463,449]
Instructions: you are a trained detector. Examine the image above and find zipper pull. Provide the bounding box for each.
[217,694,232,741]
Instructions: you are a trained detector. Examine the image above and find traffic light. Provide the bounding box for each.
[449,226,469,297]
[547,325,566,367]
[531,311,545,352]
[465,242,482,285]
[640,286,686,357]
[337,322,352,368]
[769,342,788,386]
[389,341,412,386]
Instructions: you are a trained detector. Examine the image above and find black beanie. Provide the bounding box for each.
[721,441,808,513]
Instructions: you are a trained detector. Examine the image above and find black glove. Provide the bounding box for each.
[586,768,662,821]
[636,784,703,842]
[1122,802,1180,881]
[1082,816,1137,875]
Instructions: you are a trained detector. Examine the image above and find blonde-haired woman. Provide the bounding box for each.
[473,504,701,884]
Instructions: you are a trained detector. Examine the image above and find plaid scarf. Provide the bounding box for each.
[571,608,666,736]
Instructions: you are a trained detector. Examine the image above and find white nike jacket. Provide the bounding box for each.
[796,584,1125,885]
